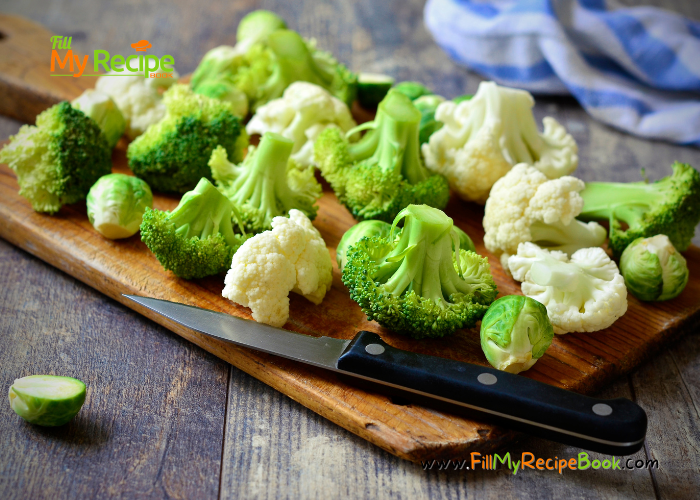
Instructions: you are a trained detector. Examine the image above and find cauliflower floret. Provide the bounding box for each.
[422,81,578,203]
[246,82,356,166]
[222,209,333,327]
[96,68,179,139]
[508,242,627,334]
[483,164,606,269]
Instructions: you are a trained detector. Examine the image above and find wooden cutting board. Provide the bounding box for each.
[1,14,699,463]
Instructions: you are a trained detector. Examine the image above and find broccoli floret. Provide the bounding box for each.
[191,22,357,112]
[209,132,321,234]
[140,178,248,279]
[0,102,111,214]
[127,85,246,194]
[579,162,700,257]
[315,90,450,222]
[342,204,497,339]
[393,81,432,101]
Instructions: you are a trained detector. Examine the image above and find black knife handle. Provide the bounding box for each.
[337,331,647,456]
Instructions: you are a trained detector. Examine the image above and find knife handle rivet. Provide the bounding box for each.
[365,344,385,355]
[592,403,613,416]
[477,373,497,385]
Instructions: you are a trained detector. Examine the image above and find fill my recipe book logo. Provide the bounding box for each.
[49,36,175,78]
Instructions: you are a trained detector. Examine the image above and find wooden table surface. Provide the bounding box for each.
[0,0,699,498]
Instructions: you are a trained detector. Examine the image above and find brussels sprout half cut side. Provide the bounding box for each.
[9,375,86,427]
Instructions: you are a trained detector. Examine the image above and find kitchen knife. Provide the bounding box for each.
[124,294,647,456]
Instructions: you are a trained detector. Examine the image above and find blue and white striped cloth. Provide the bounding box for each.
[424,0,700,147]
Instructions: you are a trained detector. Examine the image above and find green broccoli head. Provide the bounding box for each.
[579,162,700,256]
[0,101,111,214]
[342,204,497,339]
[259,30,357,110]
[413,94,445,145]
[209,132,321,234]
[127,84,246,194]
[315,90,450,222]
[140,177,248,279]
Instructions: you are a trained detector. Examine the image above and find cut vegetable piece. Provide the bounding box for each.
[357,73,395,108]
[9,375,86,426]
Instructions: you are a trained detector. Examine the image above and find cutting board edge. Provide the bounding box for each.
[0,201,527,463]
[3,195,700,462]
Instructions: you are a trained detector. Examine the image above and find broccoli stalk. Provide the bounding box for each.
[315,90,450,223]
[209,132,321,234]
[528,219,608,256]
[0,102,111,214]
[579,162,700,256]
[140,178,247,279]
[343,204,497,339]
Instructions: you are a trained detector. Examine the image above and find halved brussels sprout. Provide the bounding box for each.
[480,295,553,374]
[9,375,86,426]
[87,173,153,239]
[72,89,126,148]
[619,234,689,301]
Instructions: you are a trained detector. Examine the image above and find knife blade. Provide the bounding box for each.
[124,294,647,456]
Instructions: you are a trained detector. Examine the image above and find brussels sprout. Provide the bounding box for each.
[480,295,553,374]
[620,234,689,301]
[453,225,476,254]
[336,220,392,271]
[358,73,395,108]
[9,375,86,426]
[72,89,126,148]
[87,173,153,239]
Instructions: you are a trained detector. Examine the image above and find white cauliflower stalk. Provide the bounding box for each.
[483,164,606,269]
[422,81,578,203]
[508,242,627,334]
[222,209,333,327]
[246,82,356,166]
[96,68,179,139]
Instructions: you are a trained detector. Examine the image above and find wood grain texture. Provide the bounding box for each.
[0,238,229,499]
